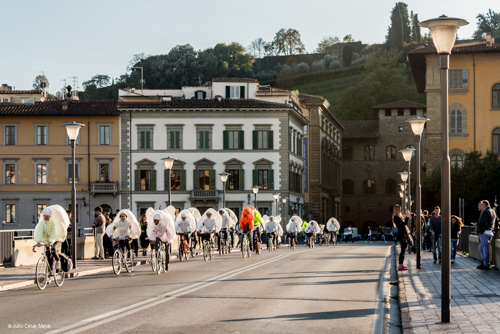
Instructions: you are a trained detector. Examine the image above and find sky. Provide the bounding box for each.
[1,0,497,92]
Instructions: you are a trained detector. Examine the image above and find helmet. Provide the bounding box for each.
[218,208,225,212]
[153,214,161,220]
[181,213,187,218]
[42,207,52,216]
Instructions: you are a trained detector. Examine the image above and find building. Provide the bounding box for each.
[341,100,426,231]
[0,100,120,229]
[0,85,44,104]
[408,34,500,173]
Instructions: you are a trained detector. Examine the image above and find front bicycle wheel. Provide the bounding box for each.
[209,242,213,261]
[112,250,122,275]
[151,250,157,272]
[54,265,65,287]
[35,256,48,290]
[125,250,134,273]
[268,238,273,252]
[203,241,209,262]
[156,248,164,275]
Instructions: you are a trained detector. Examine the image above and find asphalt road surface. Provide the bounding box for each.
[0,242,391,334]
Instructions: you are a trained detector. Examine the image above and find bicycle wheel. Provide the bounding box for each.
[53,265,65,287]
[268,237,273,252]
[203,241,209,262]
[151,249,157,272]
[179,244,184,262]
[184,242,189,261]
[241,237,247,258]
[112,249,122,275]
[209,241,213,261]
[35,256,48,290]
[156,247,164,275]
[125,250,134,273]
[292,238,296,250]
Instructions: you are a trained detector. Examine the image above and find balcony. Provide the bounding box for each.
[190,190,219,200]
[91,181,119,195]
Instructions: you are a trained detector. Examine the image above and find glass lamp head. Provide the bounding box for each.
[62,121,85,140]
[162,157,176,170]
[420,15,468,54]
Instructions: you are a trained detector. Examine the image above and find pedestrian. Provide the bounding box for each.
[423,210,432,251]
[476,200,497,270]
[92,206,106,260]
[391,225,398,245]
[429,206,442,264]
[393,205,408,271]
[450,215,463,264]
[139,214,149,256]
[344,225,354,243]
[365,226,372,243]
[378,225,387,243]
[103,210,113,258]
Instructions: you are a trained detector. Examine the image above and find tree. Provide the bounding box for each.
[272,28,306,55]
[127,53,149,71]
[248,38,267,58]
[32,75,49,90]
[410,11,421,42]
[343,34,355,43]
[386,2,412,50]
[315,36,340,53]
[473,9,500,39]
[82,74,111,90]
[365,48,402,72]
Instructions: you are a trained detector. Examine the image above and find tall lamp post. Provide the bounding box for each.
[63,121,85,268]
[400,148,415,213]
[420,14,468,323]
[282,197,288,226]
[408,117,430,269]
[162,157,177,206]
[252,186,260,210]
[273,193,280,216]
[398,191,405,209]
[398,171,409,212]
[219,172,230,208]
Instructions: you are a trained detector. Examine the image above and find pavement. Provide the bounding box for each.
[396,246,500,333]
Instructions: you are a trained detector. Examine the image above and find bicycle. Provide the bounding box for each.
[112,238,134,275]
[219,229,231,255]
[178,233,190,262]
[289,233,296,250]
[267,233,275,252]
[307,233,316,248]
[240,231,252,259]
[155,240,167,274]
[33,244,65,290]
[323,232,330,246]
[201,232,214,262]
[331,232,338,247]
[253,230,261,255]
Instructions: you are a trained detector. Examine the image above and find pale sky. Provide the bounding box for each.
[1,0,497,92]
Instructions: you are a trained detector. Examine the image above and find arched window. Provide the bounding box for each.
[450,109,463,134]
[493,84,500,109]
[385,179,397,194]
[342,145,353,160]
[364,145,375,160]
[493,128,500,155]
[451,155,464,168]
[343,179,354,195]
[363,179,376,194]
[386,145,396,160]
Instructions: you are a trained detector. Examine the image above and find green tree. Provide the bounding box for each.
[343,34,355,43]
[248,38,267,58]
[272,28,306,55]
[472,9,500,39]
[365,48,402,72]
[315,36,340,53]
[32,75,49,90]
[386,2,412,50]
[410,11,421,42]
[82,74,111,90]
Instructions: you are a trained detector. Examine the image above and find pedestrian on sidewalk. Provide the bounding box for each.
[139,214,149,256]
[476,200,497,270]
[429,206,442,264]
[451,215,463,264]
[423,210,432,251]
[393,204,408,271]
[92,206,106,260]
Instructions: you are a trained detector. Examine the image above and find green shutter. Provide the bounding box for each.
[193,170,199,190]
[198,132,203,149]
[225,86,230,99]
[169,131,174,149]
[135,170,140,191]
[146,131,151,149]
[268,130,273,149]
[239,130,244,149]
[226,169,230,191]
[239,169,245,190]
[175,131,180,149]
[253,169,258,187]
[205,131,210,149]
[151,170,157,191]
[164,169,169,190]
[223,130,228,149]
[240,86,245,99]
[253,130,258,149]
[210,170,216,190]
[181,170,186,190]
[269,169,274,190]
[139,131,144,149]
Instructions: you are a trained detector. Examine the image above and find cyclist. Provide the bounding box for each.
[225,208,237,248]
[286,217,302,247]
[106,209,141,255]
[264,216,278,249]
[253,209,263,250]
[239,207,254,251]
[305,220,321,246]
[150,213,172,271]
[176,213,194,254]
[301,219,308,243]
[34,206,69,270]
[326,217,340,245]
[219,208,231,252]
[198,210,219,247]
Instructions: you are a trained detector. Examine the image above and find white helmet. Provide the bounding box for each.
[42,207,52,216]
[153,214,161,220]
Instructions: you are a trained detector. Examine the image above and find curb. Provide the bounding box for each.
[395,246,413,334]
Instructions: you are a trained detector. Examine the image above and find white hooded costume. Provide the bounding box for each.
[175,209,197,234]
[197,208,222,233]
[225,208,238,228]
[105,209,141,240]
[326,217,341,232]
[305,220,321,234]
[146,208,176,243]
[34,205,70,244]
[286,216,303,233]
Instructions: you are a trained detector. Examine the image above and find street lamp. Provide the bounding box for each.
[252,186,260,210]
[420,14,468,324]
[162,157,177,206]
[400,148,415,212]
[282,197,288,226]
[62,121,85,268]
[273,193,280,216]
[408,117,430,269]
[219,172,230,208]
[398,191,405,209]
[398,171,409,211]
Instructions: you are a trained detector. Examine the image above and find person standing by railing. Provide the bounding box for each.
[476,200,497,270]
[92,206,105,260]
[450,215,463,264]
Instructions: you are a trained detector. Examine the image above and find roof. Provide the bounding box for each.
[118,99,292,109]
[212,78,258,83]
[342,120,379,139]
[0,100,118,116]
[372,100,426,109]
[0,89,42,95]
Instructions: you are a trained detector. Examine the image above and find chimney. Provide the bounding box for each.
[62,101,68,111]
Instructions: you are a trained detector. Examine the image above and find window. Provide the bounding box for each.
[168,130,181,150]
[386,145,396,160]
[198,130,211,150]
[385,109,391,116]
[410,109,417,116]
[363,179,376,195]
[36,125,48,145]
[385,179,397,194]
[99,163,110,182]
[99,125,111,145]
[5,204,15,223]
[170,170,181,190]
[493,128,500,155]
[451,155,464,168]
[225,130,241,150]
[397,109,404,116]
[253,130,273,150]
[67,162,80,184]
[135,159,156,191]
[345,206,350,213]
[195,91,207,99]
[198,169,211,190]
[139,130,152,149]
[493,84,500,109]
[257,170,269,190]
[5,163,15,184]
[342,146,353,160]
[450,109,463,134]
[226,86,245,99]
[140,170,151,191]
[36,163,47,184]
[5,125,16,145]
[343,179,354,195]
[364,145,375,160]
[37,204,47,218]
[228,169,240,190]
[450,69,468,89]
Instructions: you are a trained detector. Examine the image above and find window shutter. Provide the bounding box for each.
[140,131,145,149]
[135,170,140,190]
[210,170,216,190]
[226,169,230,191]
[146,131,151,149]
[193,170,199,190]
[239,169,245,190]
[253,169,258,186]
[151,170,157,191]
[164,169,169,190]
[175,131,180,149]
[253,130,258,149]
[462,69,468,88]
[225,86,230,99]
[203,91,207,99]
[268,130,273,149]
[205,131,210,149]
[198,132,203,149]
[269,169,274,190]
[181,170,186,191]
[240,86,245,99]
[223,130,228,149]
[239,130,244,149]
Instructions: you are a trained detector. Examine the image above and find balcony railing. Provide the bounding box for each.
[91,181,119,195]
[190,190,219,199]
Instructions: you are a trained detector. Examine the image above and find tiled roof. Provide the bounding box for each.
[212,78,258,83]
[343,120,379,139]
[0,100,118,116]
[0,89,42,95]
[409,42,500,55]
[298,93,325,103]
[372,100,426,109]
[118,99,291,109]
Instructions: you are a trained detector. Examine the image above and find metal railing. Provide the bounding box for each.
[190,190,219,199]
[90,181,119,194]
[458,226,476,253]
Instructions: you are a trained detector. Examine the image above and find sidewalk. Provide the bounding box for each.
[397,248,500,333]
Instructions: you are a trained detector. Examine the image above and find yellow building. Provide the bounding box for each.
[0,100,120,229]
[409,35,500,173]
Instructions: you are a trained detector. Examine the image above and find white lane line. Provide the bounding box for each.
[372,246,391,334]
[47,252,298,334]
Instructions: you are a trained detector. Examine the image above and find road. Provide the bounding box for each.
[0,243,391,334]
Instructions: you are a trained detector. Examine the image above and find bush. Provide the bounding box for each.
[312,60,326,71]
[294,62,310,74]
[329,60,342,69]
